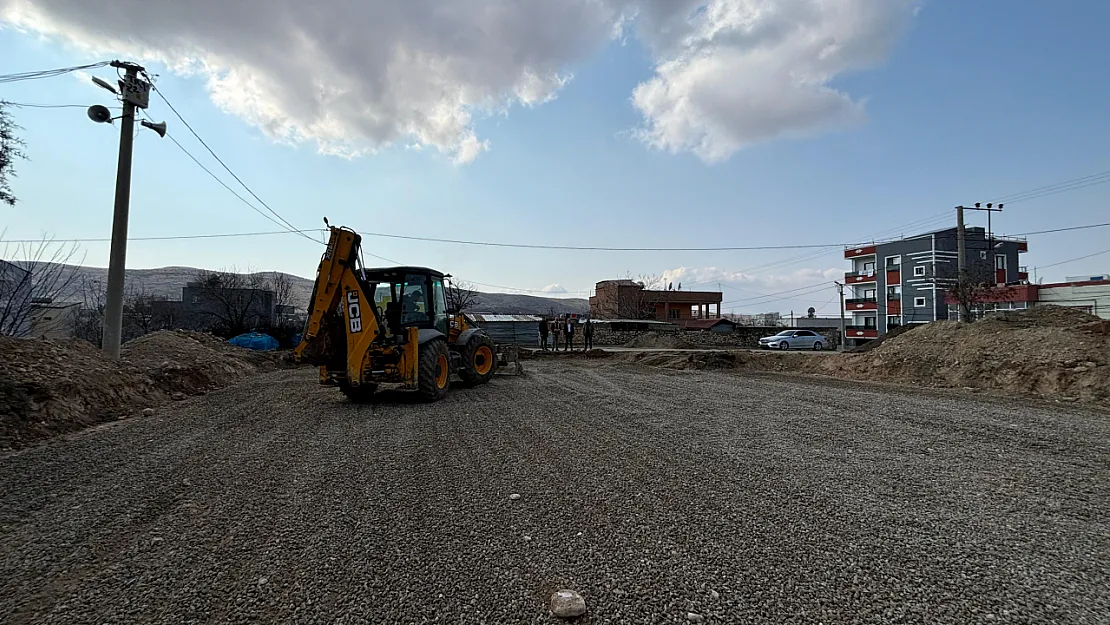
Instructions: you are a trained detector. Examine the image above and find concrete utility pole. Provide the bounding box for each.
[956,205,969,323]
[101,61,147,359]
[834,281,846,351]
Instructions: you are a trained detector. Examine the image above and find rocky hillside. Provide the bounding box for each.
[26,263,588,315]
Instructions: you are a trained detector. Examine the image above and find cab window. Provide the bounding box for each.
[402,275,429,325]
[431,279,449,335]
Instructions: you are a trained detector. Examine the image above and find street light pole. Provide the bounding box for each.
[834,281,846,351]
[101,61,144,358]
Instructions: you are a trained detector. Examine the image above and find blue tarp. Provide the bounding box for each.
[229,332,279,351]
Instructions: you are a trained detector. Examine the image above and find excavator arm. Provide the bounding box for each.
[293,226,387,386]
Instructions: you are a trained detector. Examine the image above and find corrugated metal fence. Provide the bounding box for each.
[466,314,543,347]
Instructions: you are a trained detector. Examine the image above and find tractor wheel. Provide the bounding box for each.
[339,381,378,403]
[458,334,497,386]
[418,340,451,402]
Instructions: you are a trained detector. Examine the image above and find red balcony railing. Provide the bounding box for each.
[845,297,877,311]
[844,325,879,339]
[844,245,877,259]
[845,271,876,284]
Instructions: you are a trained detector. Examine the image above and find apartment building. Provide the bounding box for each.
[842,226,1028,347]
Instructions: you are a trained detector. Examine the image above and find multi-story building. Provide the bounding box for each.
[842,226,1028,347]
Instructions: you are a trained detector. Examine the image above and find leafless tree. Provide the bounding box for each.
[937,262,1008,323]
[125,282,160,337]
[0,101,27,207]
[445,279,480,312]
[190,268,272,337]
[73,277,107,346]
[0,232,83,337]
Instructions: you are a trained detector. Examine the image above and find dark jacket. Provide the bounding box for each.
[539,319,549,335]
[565,322,575,336]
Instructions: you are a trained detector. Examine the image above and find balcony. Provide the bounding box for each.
[844,245,877,259]
[844,325,879,339]
[845,271,876,284]
[1018,266,1029,281]
[845,297,877,311]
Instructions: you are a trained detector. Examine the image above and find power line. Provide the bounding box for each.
[1010,221,1110,237]
[0,101,100,110]
[354,229,846,252]
[992,169,1110,204]
[0,230,321,244]
[0,61,110,84]
[722,281,833,306]
[1035,248,1110,271]
[145,79,313,243]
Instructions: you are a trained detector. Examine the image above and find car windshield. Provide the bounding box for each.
[775,330,794,336]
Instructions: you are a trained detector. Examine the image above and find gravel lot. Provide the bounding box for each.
[2,360,1108,624]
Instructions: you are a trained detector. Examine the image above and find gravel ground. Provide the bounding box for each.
[1,361,1108,624]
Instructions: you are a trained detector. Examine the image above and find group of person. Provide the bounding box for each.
[538,315,594,351]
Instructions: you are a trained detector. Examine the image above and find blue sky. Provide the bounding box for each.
[1,0,1108,315]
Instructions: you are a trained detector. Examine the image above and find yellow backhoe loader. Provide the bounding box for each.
[292,224,499,401]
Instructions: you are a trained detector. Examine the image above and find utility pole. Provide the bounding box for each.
[956,205,969,323]
[834,281,846,351]
[101,61,148,358]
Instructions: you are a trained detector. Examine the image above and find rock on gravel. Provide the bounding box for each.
[549,589,587,618]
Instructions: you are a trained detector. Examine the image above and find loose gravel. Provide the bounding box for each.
[1,361,1108,624]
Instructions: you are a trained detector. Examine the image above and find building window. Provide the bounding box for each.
[914,297,927,307]
[913,266,926,277]
[886,256,901,268]
[863,261,876,273]
[863,288,876,300]
[980,251,988,260]
[995,255,1007,270]
[863,316,877,329]
[668,309,680,319]
[887,286,901,299]
[887,315,902,328]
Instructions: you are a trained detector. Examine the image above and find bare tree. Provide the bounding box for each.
[73,277,107,346]
[0,233,83,337]
[190,268,273,337]
[445,279,480,313]
[0,101,27,207]
[937,262,1009,323]
[124,282,160,337]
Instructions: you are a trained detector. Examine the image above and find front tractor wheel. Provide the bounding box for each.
[458,335,497,386]
[418,340,451,402]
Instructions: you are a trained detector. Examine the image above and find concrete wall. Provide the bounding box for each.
[1038,283,1110,319]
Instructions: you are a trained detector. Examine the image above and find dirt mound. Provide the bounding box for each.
[1,331,284,449]
[610,350,811,372]
[848,323,917,354]
[622,332,689,349]
[815,306,1110,404]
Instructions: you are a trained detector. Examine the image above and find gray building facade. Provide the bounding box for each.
[843,226,1028,347]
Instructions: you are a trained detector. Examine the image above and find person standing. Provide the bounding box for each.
[564,317,576,351]
[551,319,562,352]
[538,317,549,351]
[583,318,594,351]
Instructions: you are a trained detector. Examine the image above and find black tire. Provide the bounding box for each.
[458,334,497,386]
[779,342,789,350]
[339,381,378,403]
[813,341,823,351]
[418,340,451,402]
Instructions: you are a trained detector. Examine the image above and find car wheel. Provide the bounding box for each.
[813,341,823,351]
[778,342,789,350]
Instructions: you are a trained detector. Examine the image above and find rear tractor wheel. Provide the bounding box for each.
[458,334,497,386]
[418,339,451,402]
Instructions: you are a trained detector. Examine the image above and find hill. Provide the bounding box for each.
[23,263,588,315]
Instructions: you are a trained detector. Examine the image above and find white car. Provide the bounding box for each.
[759,330,825,351]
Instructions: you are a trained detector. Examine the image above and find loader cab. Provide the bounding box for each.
[361,266,450,337]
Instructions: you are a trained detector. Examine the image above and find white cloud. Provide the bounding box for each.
[630,0,916,161]
[541,283,569,294]
[0,0,915,163]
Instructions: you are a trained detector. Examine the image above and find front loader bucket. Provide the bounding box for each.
[495,345,524,376]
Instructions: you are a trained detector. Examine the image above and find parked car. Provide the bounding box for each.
[758,329,825,351]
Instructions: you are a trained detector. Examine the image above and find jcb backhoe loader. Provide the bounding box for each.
[292,225,498,401]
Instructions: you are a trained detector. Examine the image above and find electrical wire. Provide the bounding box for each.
[0,61,110,84]
[1035,248,1110,271]
[355,230,846,252]
[0,230,322,244]
[991,169,1110,204]
[145,78,313,243]
[1010,221,1110,237]
[0,102,99,110]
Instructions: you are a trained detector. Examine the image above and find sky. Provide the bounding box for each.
[1,0,1108,316]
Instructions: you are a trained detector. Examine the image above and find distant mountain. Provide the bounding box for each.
[25,263,588,315]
